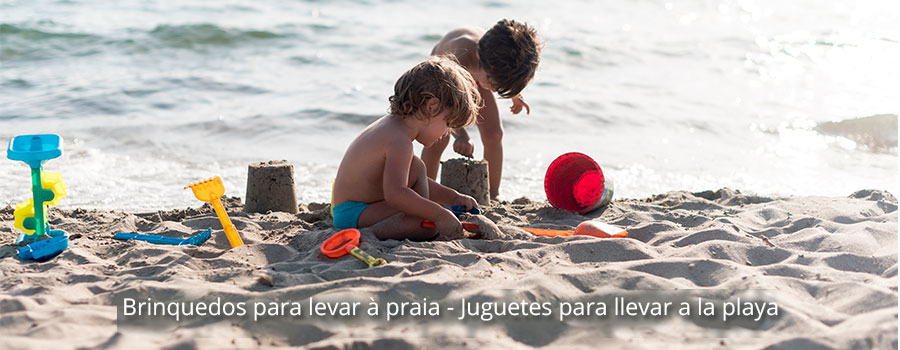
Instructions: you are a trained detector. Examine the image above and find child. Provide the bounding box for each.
[421,19,541,200]
[332,56,482,241]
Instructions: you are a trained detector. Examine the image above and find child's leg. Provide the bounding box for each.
[370,213,437,241]
[357,156,437,240]
[475,87,502,199]
[409,155,430,198]
[421,134,450,180]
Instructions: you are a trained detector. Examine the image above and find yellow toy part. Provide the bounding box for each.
[185,176,244,248]
[13,199,47,235]
[39,171,67,206]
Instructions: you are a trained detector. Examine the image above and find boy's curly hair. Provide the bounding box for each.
[389,55,482,129]
[478,19,541,99]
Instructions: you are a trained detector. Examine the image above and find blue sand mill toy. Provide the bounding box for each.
[7,134,69,261]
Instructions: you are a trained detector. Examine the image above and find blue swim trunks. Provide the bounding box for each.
[332,201,369,229]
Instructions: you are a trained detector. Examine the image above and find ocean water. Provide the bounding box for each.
[1,0,897,210]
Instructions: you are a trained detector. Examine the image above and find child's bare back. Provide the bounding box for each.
[332,116,414,206]
[431,27,484,72]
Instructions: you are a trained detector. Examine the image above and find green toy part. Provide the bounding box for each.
[13,171,67,236]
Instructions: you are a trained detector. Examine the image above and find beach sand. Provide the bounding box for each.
[0,189,896,349]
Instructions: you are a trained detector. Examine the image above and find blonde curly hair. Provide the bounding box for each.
[389,55,482,129]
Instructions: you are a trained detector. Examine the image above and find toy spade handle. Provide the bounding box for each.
[421,221,480,231]
[210,198,244,248]
[461,222,480,231]
[115,233,184,245]
[348,247,386,268]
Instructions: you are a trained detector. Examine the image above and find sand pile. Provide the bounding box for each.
[0,189,896,349]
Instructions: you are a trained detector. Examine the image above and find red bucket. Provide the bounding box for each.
[544,152,614,214]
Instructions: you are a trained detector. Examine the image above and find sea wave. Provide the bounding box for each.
[0,22,289,61]
[0,23,97,40]
[286,108,381,125]
[816,114,898,153]
[0,23,101,60]
[147,23,283,48]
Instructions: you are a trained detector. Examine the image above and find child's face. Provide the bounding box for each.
[416,111,452,147]
[473,69,496,92]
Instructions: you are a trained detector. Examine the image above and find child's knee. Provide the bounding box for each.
[408,156,427,185]
[411,155,426,173]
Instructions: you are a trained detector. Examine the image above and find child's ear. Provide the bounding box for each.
[426,97,441,116]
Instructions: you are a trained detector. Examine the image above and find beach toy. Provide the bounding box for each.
[544,152,614,214]
[185,176,244,248]
[519,220,627,238]
[449,205,480,216]
[13,171,67,235]
[114,228,212,246]
[519,227,574,237]
[7,134,70,261]
[17,233,68,261]
[13,200,47,235]
[421,220,480,231]
[575,220,628,238]
[320,229,386,268]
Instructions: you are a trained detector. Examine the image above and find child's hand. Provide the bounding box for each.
[510,96,530,115]
[435,211,463,236]
[453,136,475,158]
[452,194,478,212]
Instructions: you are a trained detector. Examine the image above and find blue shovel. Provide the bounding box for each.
[114,228,211,246]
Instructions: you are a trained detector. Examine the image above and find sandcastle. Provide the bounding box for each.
[440,158,490,205]
[244,160,299,214]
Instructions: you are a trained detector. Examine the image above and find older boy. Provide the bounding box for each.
[332,56,482,241]
[421,19,541,199]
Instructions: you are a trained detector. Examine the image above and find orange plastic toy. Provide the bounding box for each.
[521,220,627,238]
[321,229,386,268]
[575,220,628,238]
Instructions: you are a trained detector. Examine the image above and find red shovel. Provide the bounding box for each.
[421,221,480,231]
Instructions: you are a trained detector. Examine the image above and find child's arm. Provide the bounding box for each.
[383,141,459,227]
[427,178,478,210]
[450,128,475,158]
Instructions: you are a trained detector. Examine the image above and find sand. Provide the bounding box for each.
[0,189,896,349]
